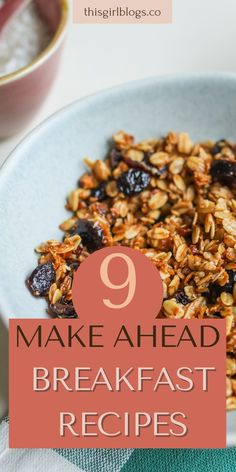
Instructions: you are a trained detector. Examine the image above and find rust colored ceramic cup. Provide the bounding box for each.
[0,0,69,138]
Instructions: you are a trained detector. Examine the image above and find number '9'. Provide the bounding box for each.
[100,253,136,309]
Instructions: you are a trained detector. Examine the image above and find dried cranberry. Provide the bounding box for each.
[91,182,107,201]
[50,300,77,318]
[175,291,190,305]
[211,159,236,185]
[118,169,150,196]
[28,263,55,296]
[73,219,104,253]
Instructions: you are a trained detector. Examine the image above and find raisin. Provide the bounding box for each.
[207,271,236,302]
[91,182,107,201]
[28,262,55,297]
[223,270,236,292]
[210,311,223,318]
[175,291,190,305]
[211,139,227,156]
[158,214,166,222]
[227,352,236,359]
[50,300,77,319]
[73,219,104,253]
[206,284,221,303]
[66,260,80,271]
[211,159,236,185]
[118,169,150,196]
[109,148,122,168]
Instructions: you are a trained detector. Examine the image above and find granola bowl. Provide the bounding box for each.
[0,74,236,445]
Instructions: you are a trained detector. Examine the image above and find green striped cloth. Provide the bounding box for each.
[1,418,236,471]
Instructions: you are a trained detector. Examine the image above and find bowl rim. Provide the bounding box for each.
[0,73,235,446]
[0,0,69,86]
[2,71,236,177]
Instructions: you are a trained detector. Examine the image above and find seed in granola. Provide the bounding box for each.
[91,182,107,201]
[117,169,150,196]
[211,160,236,185]
[73,219,104,253]
[175,291,190,306]
[28,263,56,297]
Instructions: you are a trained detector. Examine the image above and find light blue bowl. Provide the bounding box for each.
[0,74,235,444]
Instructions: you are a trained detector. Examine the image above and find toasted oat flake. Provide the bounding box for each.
[173,174,186,191]
[223,217,236,236]
[126,149,144,162]
[169,157,185,174]
[177,132,193,154]
[93,160,111,181]
[148,191,168,210]
[150,152,169,167]
[221,292,234,306]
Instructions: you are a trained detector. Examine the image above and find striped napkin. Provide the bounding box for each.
[1,417,236,472]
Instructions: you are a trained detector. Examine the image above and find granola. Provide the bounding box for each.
[27,131,236,410]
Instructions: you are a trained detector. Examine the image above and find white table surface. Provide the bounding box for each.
[1,0,236,418]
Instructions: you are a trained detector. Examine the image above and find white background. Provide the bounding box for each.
[1,0,236,417]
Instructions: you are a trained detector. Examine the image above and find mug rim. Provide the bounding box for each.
[0,0,69,86]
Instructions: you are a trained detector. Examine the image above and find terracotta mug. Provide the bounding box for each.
[0,0,69,138]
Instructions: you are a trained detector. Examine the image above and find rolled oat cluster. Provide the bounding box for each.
[28,131,236,410]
